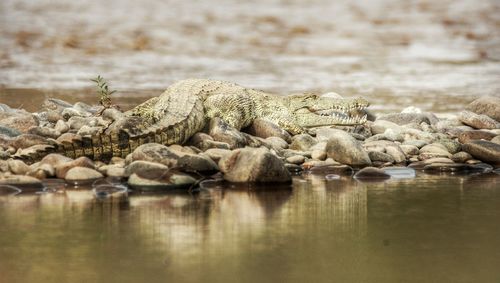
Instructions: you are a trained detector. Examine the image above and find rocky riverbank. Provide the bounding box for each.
[1,95,499,190]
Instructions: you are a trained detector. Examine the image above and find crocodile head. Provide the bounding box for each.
[284,93,369,127]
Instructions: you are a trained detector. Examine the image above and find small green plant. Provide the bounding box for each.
[91,75,116,109]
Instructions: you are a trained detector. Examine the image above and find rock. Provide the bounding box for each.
[286,155,305,165]
[204,148,232,163]
[0,150,9,160]
[187,133,215,150]
[177,153,219,172]
[110,157,126,167]
[246,118,292,143]
[0,112,38,133]
[40,153,73,167]
[242,133,263,148]
[465,96,500,122]
[0,175,43,187]
[98,165,125,178]
[128,143,180,167]
[290,134,317,151]
[77,125,102,136]
[368,151,395,163]
[9,134,51,149]
[27,163,55,179]
[54,120,69,134]
[385,145,407,163]
[354,167,391,180]
[435,138,461,154]
[492,136,500,145]
[264,136,288,150]
[419,144,452,159]
[462,140,500,164]
[325,129,371,167]
[311,149,327,161]
[27,126,60,139]
[128,170,196,191]
[42,98,73,114]
[370,120,401,135]
[302,158,340,170]
[459,110,500,129]
[0,125,21,137]
[308,164,353,175]
[124,160,169,177]
[401,128,436,143]
[402,139,428,148]
[400,145,419,156]
[377,113,430,125]
[62,107,91,120]
[46,111,63,123]
[7,159,30,175]
[219,147,291,183]
[408,157,456,169]
[65,167,103,182]
[209,118,247,149]
[56,133,81,144]
[423,163,471,173]
[451,151,473,163]
[54,156,95,179]
[458,130,497,144]
[73,102,98,114]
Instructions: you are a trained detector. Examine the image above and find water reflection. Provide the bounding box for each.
[0,173,499,282]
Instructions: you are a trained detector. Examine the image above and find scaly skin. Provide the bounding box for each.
[17,79,369,161]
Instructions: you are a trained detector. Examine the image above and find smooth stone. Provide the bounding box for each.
[400,145,419,156]
[419,144,452,159]
[77,125,101,136]
[177,153,219,172]
[246,118,292,143]
[0,175,43,187]
[42,98,72,113]
[435,139,461,154]
[62,107,91,120]
[465,96,500,122]
[325,129,371,167]
[264,136,289,150]
[54,156,96,179]
[9,134,52,149]
[209,118,247,149]
[65,167,103,181]
[98,165,125,178]
[28,163,55,179]
[7,159,30,175]
[462,140,500,164]
[0,112,38,133]
[308,164,353,175]
[204,148,232,163]
[402,140,428,149]
[0,125,21,137]
[377,113,430,125]
[124,161,169,177]
[290,134,317,151]
[302,158,340,170]
[56,133,81,144]
[363,140,394,153]
[311,149,327,161]
[383,167,416,179]
[408,158,455,169]
[354,167,391,180]
[492,136,500,145]
[219,147,291,183]
[385,145,407,163]
[128,143,180,167]
[54,120,69,134]
[368,151,395,163]
[451,151,473,163]
[401,128,436,143]
[27,126,60,139]
[128,171,196,191]
[286,155,305,165]
[187,132,214,150]
[459,110,500,129]
[370,120,401,135]
[458,130,497,144]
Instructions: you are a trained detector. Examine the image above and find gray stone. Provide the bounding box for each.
[368,151,395,163]
[65,167,103,181]
[209,118,247,149]
[128,171,196,191]
[465,96,500,122]
[0,125,21,137]
[264,137,288,150]
[219,147,291,183]
[177,153,219,172]
[53,156,95,179]
[462,140,500,164]
[9,134,52,149]
[377,113,430,125]
[204,148,232,163]
[435,138,461,154]
[419,144,452,160]
[325,129,371,167]
[370,120,401,135]
[0,112,38,133]
[400,145,419,156]
[451,151,473,163]
[0,175,43,187]
[458,130,497,144]
[124,160,169,177]
[459,110,500,129]
[290,134,317,151]
[354,167,391,180]
[402,139,428,148]
[385,145,407,163]
[27,126,61,139]
[246,118,292,143]
[286,155,305,165]
[77,125,101,136]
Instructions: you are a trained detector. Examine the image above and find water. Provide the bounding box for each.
[0,172,499,283]
[1,0,500,113]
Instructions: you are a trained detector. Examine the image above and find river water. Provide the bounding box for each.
[0,172,499,283]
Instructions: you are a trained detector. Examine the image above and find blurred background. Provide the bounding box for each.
[1,0,500,112]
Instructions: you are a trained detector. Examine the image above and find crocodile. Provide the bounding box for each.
[17,79,369,161]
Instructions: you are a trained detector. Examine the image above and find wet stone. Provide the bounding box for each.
[129,143,180,167]
[307,164,353,175]
[368,151,395,163]
[290,134,317,151]
[423,163,471,173]
[458,130,497,144]
[65,167,103,182]
[451,151,473,163]
[462,140,500,164]
[458,110,500,130]
[0,175,43,188]
[124,160,169,177]
[325,174,341,180]
[354,167,391,180]
[286,155,305,165]
[128,170,196,191]
[209,118,247,149]
[377,113,430,125]
[7,159,30,175]
[246,118,292,143]
[285,163,303,173]
[325,129,371,167]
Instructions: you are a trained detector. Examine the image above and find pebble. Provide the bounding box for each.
[451,151,473,163]
[465,96,500,122]
[354,167,391,180]
[325,129,371,167]
[65,167,103,182]
[177,153,219,172]
[128,143,180,167]
[458,110,500,129]
[462,140,500,164]
[286,155,305,165]
[290,134,317,151]
[458,130,497,144]
[54,120,70,134]
[124,160,169,177]
[246,118,292,143]
[54,156,96,179]
[128,171,196,191]
[7,159,30,175]
[209,118,247,149]
[368,151,395,163]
